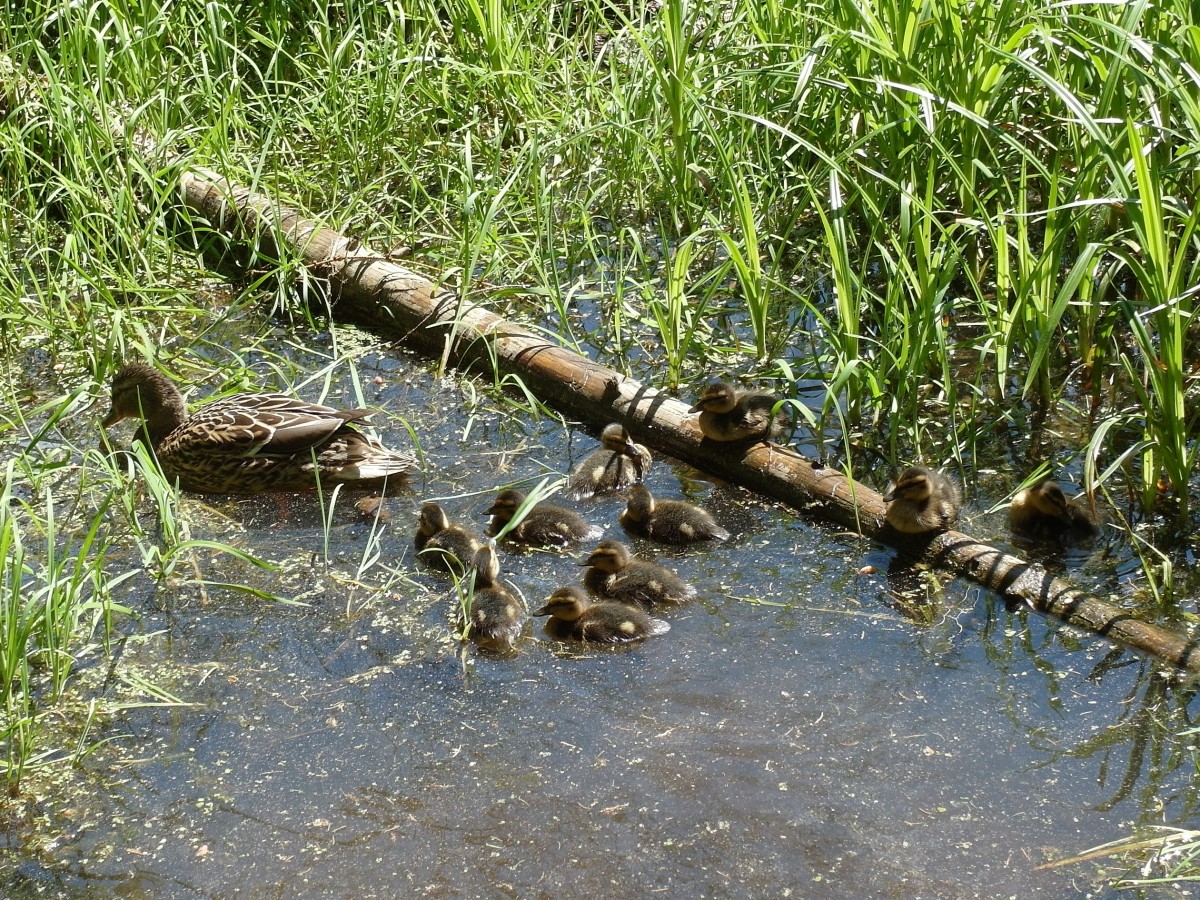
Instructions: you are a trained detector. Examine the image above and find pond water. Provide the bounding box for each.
[3,327,1198,899]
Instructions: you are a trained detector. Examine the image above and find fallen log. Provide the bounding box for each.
[177,167,1200,673]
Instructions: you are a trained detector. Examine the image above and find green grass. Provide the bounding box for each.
[2,0,1200,877]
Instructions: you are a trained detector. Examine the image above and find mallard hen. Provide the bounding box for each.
[101,361,415,494]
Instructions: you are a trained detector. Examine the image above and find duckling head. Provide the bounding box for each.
[581,539,633,572]
[883,467,934,503]
[623,485,656,524]
[598,423,640,456]
[471,543,501,587]
[532,585,590,621]
[485,489,525,521]
[1026,480,1070,517]
[689,379,738,414]
[417,502,452,537]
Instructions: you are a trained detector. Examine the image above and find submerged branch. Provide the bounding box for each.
[176,168,1200,674]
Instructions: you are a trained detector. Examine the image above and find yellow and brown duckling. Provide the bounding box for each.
[688,379,789,442]
[567,424,653,499]
[533,585,669,645]
[485,488,603,548]
[414,502,482,575]
[581,539,697,608]
[101,361,415,494]
[619,485,730,544]
[456,544,526,652]
[1009,479,1100,542]
[882,466,962,534]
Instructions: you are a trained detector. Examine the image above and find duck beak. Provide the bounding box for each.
[531,605,551,617]
[687,400,705,413]
[100,406,124,429]
[483,505,499,516]
[577,558,593,567]
[881,489,895,502]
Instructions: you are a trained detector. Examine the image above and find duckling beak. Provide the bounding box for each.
[100,406,124,429]
[531,604,551,617]
[687,400,705,413]
[483,505,500,516]
[881,488,896,502]
[577,558,593,567]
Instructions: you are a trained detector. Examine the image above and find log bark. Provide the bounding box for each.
[176,167,1200,673]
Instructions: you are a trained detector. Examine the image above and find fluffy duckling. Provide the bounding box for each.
[619,485,730,544]
[567,424,652,499]
[882,467,961,534]
[533,586,669,645]
[414,502,482,575]
[1010,479,1100,542]
[581,539,697,608]
[486,488,603,548]
[456,544,526,652]
[688,379,788,442]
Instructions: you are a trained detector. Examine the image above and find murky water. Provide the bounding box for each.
[3,328,1199,899]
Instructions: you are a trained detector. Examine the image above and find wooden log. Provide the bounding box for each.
[176,167,1200,673]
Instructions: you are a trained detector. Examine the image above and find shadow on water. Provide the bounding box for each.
[3,331,1199,899]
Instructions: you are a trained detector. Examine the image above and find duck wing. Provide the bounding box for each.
[168,393,373,458]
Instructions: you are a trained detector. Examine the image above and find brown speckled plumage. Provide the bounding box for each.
[101,362,415,494]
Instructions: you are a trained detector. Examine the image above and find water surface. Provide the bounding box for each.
[3,333,1197,899]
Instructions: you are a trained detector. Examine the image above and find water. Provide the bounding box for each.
[2,330,1198,899]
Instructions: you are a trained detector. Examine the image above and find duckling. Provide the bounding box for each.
[486,488,603,548]
[414,502,482,575]
[688,379,789,442]
[456,544,526,652]
[882,467,961,534]
[619,485,730,544]
[567,423,653,498]
[581,539,697,608]
[533,586,669,644]
[1009,479,1100,542]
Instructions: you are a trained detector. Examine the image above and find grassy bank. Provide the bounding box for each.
[1,0,1198,880]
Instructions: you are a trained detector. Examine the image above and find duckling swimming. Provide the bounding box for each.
[581,539,697,608]
[567,424,652,498]
[1009,479,1100,542]
[688,379,788,442]
[533,585,669,644]
[882,467,961,534]
[414,502,482,575]
[619,485,730,544]
[486,488,603,548]
[456,544,525,652]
